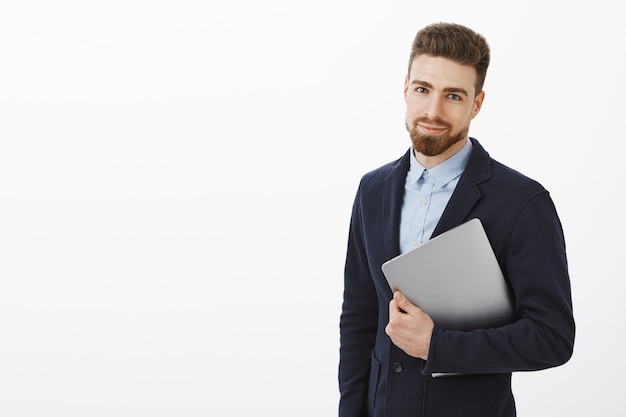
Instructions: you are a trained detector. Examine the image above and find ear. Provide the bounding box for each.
[403,75,409,101]
[471,90,485,119]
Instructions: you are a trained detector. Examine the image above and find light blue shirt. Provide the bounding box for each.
[399,139,473,254]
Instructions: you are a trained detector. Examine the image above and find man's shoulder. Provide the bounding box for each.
[489,158,546,191]
[468,138,546,192]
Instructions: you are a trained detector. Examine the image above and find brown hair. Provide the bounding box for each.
[408,23,490,95]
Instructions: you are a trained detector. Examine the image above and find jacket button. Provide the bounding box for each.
[392,362,404,373]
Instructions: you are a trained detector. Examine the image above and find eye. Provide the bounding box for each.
[415,87,427,94]
[448,93,461,101]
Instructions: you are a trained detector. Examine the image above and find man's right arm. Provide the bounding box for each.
[339,191,379,417]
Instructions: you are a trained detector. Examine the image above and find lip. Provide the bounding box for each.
[417,123,447,135]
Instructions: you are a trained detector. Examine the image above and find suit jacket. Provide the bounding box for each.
[339,138,575,417]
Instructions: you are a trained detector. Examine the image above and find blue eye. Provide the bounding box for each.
[415,87,427,93]
[448,94,461,100]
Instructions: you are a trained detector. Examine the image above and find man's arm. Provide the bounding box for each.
[440,192,573,374]
[387,192,575,375]
[339,189,379,417]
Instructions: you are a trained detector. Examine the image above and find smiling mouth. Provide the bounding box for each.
[417,123,447,135]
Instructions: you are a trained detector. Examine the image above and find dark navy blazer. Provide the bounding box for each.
[339,138,575,417]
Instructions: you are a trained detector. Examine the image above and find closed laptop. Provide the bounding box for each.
[381,218,516,331]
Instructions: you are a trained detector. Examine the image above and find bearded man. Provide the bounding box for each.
[338,22,575,417]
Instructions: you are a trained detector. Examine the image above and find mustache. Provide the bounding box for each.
[411,116,452,129]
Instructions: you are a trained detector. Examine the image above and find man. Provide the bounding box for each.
[339,23,575,417]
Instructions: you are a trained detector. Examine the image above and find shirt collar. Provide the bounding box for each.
[407,139,473,187]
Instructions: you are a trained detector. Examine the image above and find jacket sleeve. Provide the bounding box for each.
[423,190,575,375]
[339,186,379,416]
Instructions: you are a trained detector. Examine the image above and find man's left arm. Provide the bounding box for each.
[389,191,575,375]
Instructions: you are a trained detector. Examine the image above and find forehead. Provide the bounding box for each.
[409,55,477,91]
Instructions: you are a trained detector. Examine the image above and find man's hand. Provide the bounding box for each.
[385,291,435,360]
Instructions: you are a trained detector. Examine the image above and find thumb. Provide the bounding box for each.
[393,291,415,313]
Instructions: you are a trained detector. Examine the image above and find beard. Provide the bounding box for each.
[407,116,468,157]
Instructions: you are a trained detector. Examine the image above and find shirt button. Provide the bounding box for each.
[420,198,428,205]
[392,362,404,373]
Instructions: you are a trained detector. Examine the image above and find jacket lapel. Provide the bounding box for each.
[383,150,411,261]
[431,138,492,238]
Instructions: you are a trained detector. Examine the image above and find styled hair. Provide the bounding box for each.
[408,22,490,95]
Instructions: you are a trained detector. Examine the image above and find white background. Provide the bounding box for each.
[0,1,623,415]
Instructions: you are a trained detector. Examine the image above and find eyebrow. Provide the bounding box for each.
[410,79,470,97]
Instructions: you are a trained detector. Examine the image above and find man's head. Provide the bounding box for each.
[408,23,490,95]
[404,23,490,166]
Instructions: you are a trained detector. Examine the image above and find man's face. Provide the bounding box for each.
[404,55,484,162]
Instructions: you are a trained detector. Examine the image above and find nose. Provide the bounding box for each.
[424,95,444,119]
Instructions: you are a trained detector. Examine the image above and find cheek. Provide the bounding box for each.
[404,103,416,120]
[467,108,479,123]
[405,99,423,117]
[454,108,475,125]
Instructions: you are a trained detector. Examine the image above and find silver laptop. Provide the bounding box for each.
[381,218,516,331]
